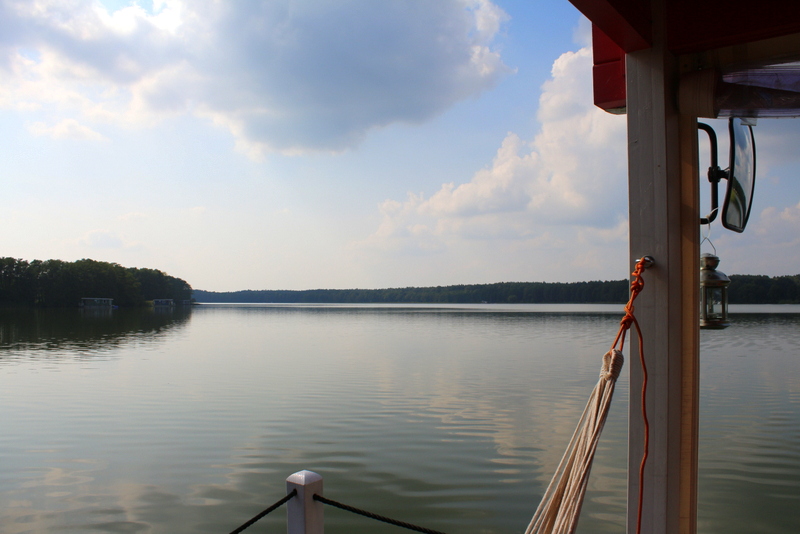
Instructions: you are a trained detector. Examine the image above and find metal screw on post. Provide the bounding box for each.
[286,470,324,534]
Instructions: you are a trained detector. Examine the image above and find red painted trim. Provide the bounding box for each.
[569,0,651,52]
[594,63,626,112]
[593,25,627,113]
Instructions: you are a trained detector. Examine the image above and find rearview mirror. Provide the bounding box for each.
[721,118,756,232]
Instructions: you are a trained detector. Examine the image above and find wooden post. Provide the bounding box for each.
[624,0,700,533]
[677,107,700,534]
[286,470,324,534]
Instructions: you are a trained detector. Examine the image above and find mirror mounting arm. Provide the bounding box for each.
[698,123,728,225]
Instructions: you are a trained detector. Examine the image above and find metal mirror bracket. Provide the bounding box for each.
[697,122,728,225]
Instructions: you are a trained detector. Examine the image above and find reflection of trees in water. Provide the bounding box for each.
[0,307,192,354]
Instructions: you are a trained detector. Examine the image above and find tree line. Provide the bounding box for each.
[5,256,793,307]
[194,280,631,304]
[0,257,192,307]
[194,274,800,305]
[726,274,800,304]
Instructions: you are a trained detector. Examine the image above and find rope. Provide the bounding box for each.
[611,258,648,354]
[524,257,650,534]
[227,489,297,534]
[314,494,448,534]
[612,258,650,534]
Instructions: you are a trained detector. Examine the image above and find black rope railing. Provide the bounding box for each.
[313,493,448,534]
[228,488,297,534]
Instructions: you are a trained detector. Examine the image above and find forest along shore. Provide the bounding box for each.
[0,257,191,307]
[193,274,800,305]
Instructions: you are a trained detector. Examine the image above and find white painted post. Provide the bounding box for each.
[625,1,700,532]
[286,470,324,534]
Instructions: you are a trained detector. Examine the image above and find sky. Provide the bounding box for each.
[2,0,800,292]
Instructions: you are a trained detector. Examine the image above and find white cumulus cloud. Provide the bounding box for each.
[28,118,107,140]
[356,43,629,282]
[0,0,510,155]
[715,201,800,275]
[79,229,125,249]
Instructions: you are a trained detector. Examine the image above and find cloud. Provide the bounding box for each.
[752,119,800,167]
[28,118,108,140]
[1,0,510,155]
[755,201,800,239]
[679,191,800,281]
[357,44,629,279]
[715,201,800,275]
[117,211,148,221]
[79,229,125,249]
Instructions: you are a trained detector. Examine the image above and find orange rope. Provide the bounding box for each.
[611,258,650,534]
[610,258,647,353]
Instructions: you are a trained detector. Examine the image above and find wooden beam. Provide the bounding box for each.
[681,32,800,72]
[667,0,800,55]
[624,0,700,533]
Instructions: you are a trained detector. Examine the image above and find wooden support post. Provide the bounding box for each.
[624,1,700,533]
[678,109,700,534]
[286,470,324,534]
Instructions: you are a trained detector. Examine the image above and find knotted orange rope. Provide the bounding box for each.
[612,257,651,534]
[611,256,649,353]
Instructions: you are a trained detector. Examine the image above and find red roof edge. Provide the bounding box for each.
[568,0,652,52]
[592,25,627,113]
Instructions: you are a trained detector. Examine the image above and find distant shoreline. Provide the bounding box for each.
[193,274,800,305]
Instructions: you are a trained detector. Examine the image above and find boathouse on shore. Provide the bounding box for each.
[80,297,113,308]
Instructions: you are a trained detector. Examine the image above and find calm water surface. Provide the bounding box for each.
[1,304,798,533]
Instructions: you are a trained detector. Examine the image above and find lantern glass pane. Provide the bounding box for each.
[706,287,725,318]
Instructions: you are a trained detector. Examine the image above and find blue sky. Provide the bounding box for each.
[2,0,799,291]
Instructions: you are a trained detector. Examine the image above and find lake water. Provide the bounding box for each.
[1,304,799,534]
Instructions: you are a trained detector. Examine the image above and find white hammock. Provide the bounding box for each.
[525,257,651,534]
[524,348,624,534]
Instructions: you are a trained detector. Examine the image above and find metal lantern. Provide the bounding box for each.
[700,253,731,329]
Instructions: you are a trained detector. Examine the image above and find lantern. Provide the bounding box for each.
[700,253,731,329]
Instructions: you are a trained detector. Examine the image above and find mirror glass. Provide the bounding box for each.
[721,117,756,232]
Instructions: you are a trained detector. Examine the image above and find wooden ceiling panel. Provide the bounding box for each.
[570,0,800,54]
[667,0,800,54]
